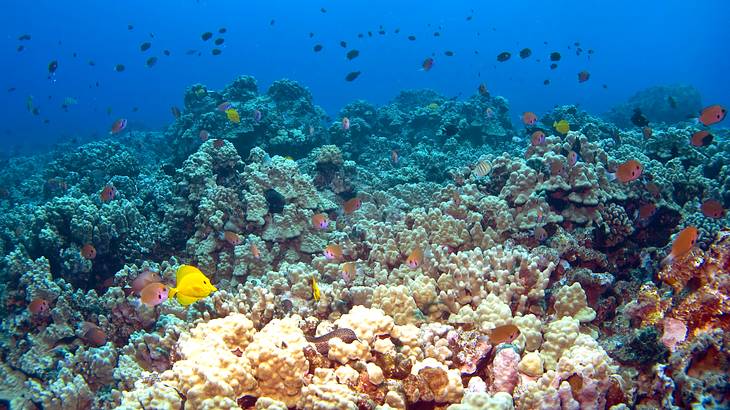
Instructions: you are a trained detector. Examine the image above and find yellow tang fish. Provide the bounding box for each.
[225,108,240,123]
[553,119,570,135]
[168,265,217,306]
[311,276,320,302]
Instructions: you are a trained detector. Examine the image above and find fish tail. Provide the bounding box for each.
[660,254,673,268]
[605,170,616,181]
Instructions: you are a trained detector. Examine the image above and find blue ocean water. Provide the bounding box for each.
[1,0,728,154]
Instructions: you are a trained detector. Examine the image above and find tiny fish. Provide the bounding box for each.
[534,226,548,242]
[341,117,350,130]
[131,270,163,295]
[701,199,725,219]
[145,57,158,67]
[343,197,361,214]
[519,48,532,58]
[251,243,261,259]
[199,130,209,142]
[577,70,590,83]
[631,108,649,127]
[613,160,643,183]
[221,231,242,246]
[642,127,653,139]
[226,108,240,123]
[553,120,569,134]
[345,71,361,82]
[522,112,537,125]
[422,57,434,71]
[140,282,169,306]
[341,262,357,282]
[699,104,726,126]
[567,150,579,167]
[444,50,455,56]
[214,38,224,46]
[100,184,117,202]
[311,276,320,302]
[211,48,222,56]
[139,42,151,52]
[478,83,489,97]
[497,52,511,62]
[81,322,107,347]
[313,44,323,52]
[408,35,416,41]
[218,102,232,111]
[346,49,359,60]
[473,160,492,177]
[690,130,713,147]
[28,298,50,315]
[80,243,97,259]
[489,324,521,345]
[406,247,423,269]
[549,52,561,61]
[312,213,329,229]
[324,244,343,260]
[254,109,262,123]
[110,118,127,134]
[201,32,213,41]
[114,64,125,72]
[531,130,546,146]
[661,226,698,266]
[391,149,399,165]
[171,106,181,118]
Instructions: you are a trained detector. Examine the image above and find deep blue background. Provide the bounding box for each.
[1,0,729,154]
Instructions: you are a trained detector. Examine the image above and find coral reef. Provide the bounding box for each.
[0,74,727,409]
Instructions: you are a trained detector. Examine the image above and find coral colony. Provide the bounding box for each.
[0,77,728,409]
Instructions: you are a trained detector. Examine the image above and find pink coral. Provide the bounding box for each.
[489,347,520,395]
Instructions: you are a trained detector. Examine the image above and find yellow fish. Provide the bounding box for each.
[225,108,240,123]
[553,119,570,135]
[427,102,439,110]
[168,265,217,306]
[311,276,320,302]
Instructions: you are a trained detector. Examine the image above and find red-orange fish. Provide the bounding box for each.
[489,324,521,345]
[422,57,434,71]
[100,184,117,202]
[251,243,261,259]
[530,130,545,146]
[522,112,537,126]
[534,226,548,242]
[222,231,242,246]
[342,117,350,130]
[312,213,329,229]
[213,139,225,148]
[614,160,642,183]
[343,198,361,214]
[140,282,169,307]
[28,298,50,315]
[577,70,590,83]
[406,247,423,269]
[567,150,579,167]
[661,226,698,266]
[642,127,653,139]
[80,244,97,259]
[81,322,107,347]
[324,244,343,260]
[110,118,127,134]
[341,261,357,282]
[637,202,657,220]
[690,130,713,147]
[131,270,162,295]
[699,104,727,126]
[701,199,725,219]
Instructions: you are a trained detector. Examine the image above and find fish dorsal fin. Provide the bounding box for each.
[176,265,199,285]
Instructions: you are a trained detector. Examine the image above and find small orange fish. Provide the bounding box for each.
[324,244,343,260]
[131,270,162,295]
[642,127,653,139]
[699,104,726,126]
[342,117,350,130]
[690,130,713,147]
[341,261,357,282]
[522,112,537,126]
[140,282,169,306]
[391,150,399,165]
[406,247,423,269]
[343,197,361,214]
[100,185,117,202]
[110,118,127,134]
[638,202,657,220]
[28,298,50,315]
[661,226,699,266]
[81,322,107,347]
[577,70,590,83]
[701,199,725,219]
[199,130,209,142]
[422,57,434,71]
[567,150,579,167]
[213,139,225,148]
[549,159,565,177]
[80,244,97,259]
[530,130,545,146]
[312,213,329,229]
[489,324,521,345]
[251,243,261,259]
[614,160,642,183]
[222,231,242,246]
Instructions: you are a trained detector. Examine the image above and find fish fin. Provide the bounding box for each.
[175,293,199,306]
[660,254,673,267]
[168,286,178,300]
[176,265,199,284]
[605,170,616,181]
